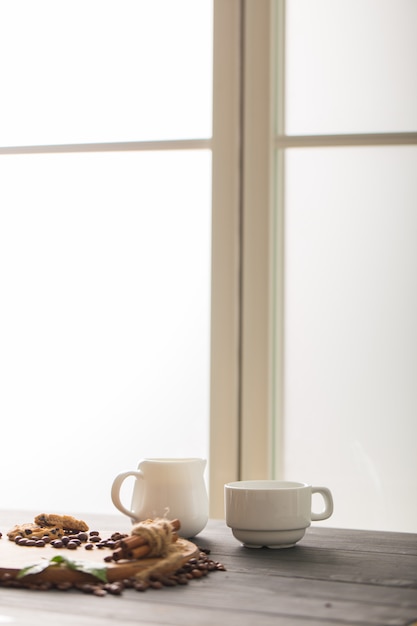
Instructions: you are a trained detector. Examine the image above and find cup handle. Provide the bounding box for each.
[111,470,143,520]
[311,486,334,521]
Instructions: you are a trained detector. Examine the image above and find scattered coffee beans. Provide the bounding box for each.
[0,534,226,597]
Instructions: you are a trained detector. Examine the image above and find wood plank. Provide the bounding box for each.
[197,523,417,589]
[0,599,350,626]
[216,546,417,588]
[306,526,417,556]
[1,568,416,626]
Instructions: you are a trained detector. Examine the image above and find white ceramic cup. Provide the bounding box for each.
[111,458,209,538]
[225,480,334,548]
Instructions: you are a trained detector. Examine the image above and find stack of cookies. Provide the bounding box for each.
[7,513,89,541]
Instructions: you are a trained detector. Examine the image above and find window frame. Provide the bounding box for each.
[209,0,277,517]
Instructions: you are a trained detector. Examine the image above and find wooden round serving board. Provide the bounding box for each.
[0,529,199,584]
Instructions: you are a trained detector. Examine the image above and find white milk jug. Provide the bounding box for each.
[111,457,209,538]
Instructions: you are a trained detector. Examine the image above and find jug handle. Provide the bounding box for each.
[111,469,143,520]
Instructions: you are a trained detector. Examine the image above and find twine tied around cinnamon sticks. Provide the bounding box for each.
[111,519,181,561]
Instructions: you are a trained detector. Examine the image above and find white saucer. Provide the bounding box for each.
[231,528,306,548]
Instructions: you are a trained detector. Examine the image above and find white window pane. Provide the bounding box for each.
[283,146,417,532]
[285,0,417,134]
[0,151,211,513]
[0,0,213,145]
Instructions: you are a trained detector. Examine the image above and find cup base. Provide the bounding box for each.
[231,528,306,549]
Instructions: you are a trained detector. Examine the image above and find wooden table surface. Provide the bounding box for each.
[1,511,416,626]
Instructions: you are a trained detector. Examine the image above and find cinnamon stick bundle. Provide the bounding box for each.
[111,519,180,561]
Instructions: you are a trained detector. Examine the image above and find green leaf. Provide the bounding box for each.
[17,559,51,579]
[17,555,108,583]
[64,559,108,582]
[49,554,108,582]
[49,555,67,565]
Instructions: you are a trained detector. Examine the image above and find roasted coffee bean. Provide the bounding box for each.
[70,536,81,546]
[14,535,23,544]
[78,583,95,594]
[61,536,70,546]
[93,587,107,597]
[84,543,94,550]
[160,576,177,587]
[89,531,100,536]
[78,532,88,542]
[17,538,28,546]
[51,540,63,549]
[134,581,149,592]
[66,542,78,550]
[111,532,128,541]
[149,580,163,589]
[89,535,101,543]
[25,539,36,547]
[35,540,45,547]
[104,583,123,595]
[175,575,189,585]
[148,574,160,582]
